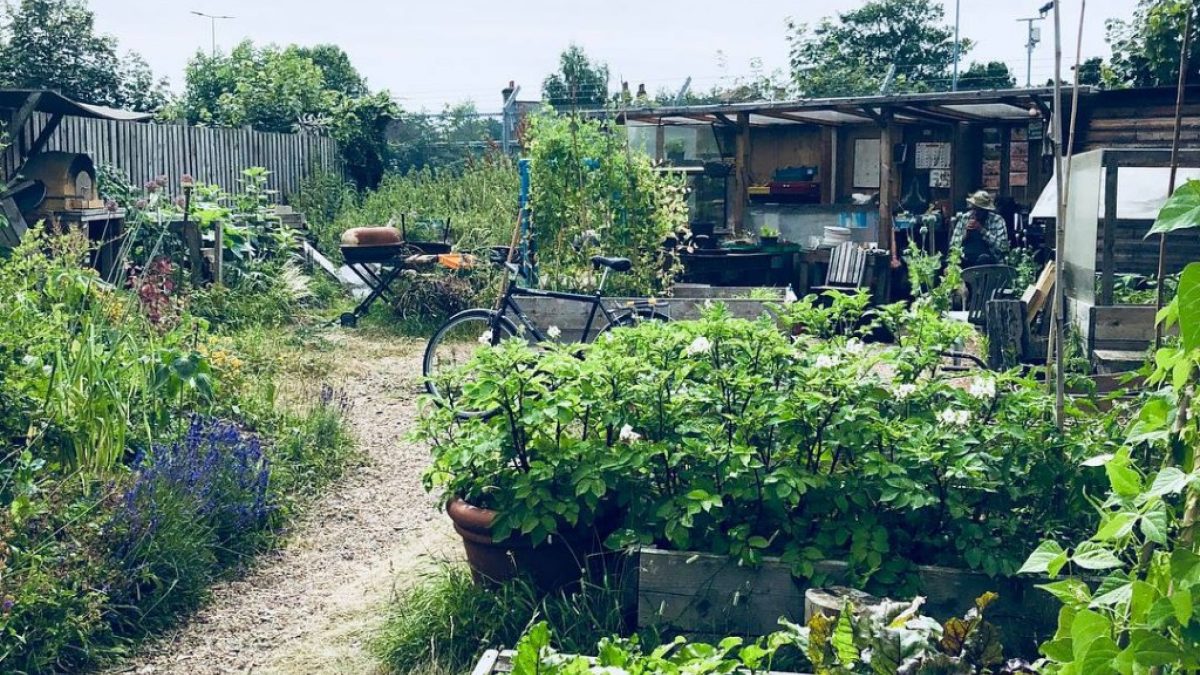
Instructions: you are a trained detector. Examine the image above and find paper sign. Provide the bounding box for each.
[915,142,951,170]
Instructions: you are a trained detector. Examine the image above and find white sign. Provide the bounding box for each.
[853,138,881,189]
[915,142,951,170]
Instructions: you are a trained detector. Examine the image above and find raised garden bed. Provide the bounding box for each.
[636,548,1059,657]
[518,284,784,341]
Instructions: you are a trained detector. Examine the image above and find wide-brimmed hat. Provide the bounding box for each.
[966,190,997,211]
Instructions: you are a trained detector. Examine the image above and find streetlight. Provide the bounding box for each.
[1016,3,1056,88]
[951,0,961,91]
[190,11,235,59]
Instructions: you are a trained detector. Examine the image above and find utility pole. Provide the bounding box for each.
[190,11,235,59]
[951,0,962,91]
[1017,13,1046,87]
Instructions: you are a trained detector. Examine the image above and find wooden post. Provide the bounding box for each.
[879,114,897,262]
[1157,8,1192,348]
[214,220,223,287]
[654,124,665,164]
[1100,160,1118,305]
[987,299,1029,369]
[732,112,750,236]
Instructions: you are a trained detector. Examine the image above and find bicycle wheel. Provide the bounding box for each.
[595,308,671,341]
[423,309,518,419]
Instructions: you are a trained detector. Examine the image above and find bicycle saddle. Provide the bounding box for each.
[590,255,632,272]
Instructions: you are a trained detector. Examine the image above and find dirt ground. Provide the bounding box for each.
[108,332,460,675]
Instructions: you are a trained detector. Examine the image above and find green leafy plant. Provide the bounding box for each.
[778,593,1032,674]
[509,621,783,675]
[525,110,688,296]
[1018,261,1200,674]
[422,300,1112,588]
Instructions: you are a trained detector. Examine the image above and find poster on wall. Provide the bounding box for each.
[1011,172,1029,187]
[853,138,881,188]
[930,168,951,188]
[915,142,951,170]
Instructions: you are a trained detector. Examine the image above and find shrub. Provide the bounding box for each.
[421,301,1117,592]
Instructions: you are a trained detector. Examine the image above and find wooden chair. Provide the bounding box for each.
[813,242,869,293]
[959,265,1017,326]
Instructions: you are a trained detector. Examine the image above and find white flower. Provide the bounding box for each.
[843,338,866,356]
[684,336,712,357]
[891,383,918,400]
[968,376,996,400]
[21,354,36,367]
[546,325,562,339]
[477,330,494,345]
[814,354,841,369]
[618,424,641,443]
[937,408,972,428]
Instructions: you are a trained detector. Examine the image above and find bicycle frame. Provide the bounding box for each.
[493,265,628,342]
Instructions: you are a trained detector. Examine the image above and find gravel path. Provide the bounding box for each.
[110,333,459,675]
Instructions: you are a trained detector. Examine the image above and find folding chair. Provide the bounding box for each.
[813,242,869,293]
[960,264,1017,327]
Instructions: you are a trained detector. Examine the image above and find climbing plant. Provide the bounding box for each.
[524,110,687,296]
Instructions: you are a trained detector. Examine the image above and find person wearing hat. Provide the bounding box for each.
[951,190,1010,268]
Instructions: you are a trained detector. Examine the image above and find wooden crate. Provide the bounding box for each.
[636,548,1060,657]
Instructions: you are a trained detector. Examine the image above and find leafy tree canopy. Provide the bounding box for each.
[176,40,398,188]
[958,61,1017,91]
[1106,0,1199,88]
[787,0,969,97]
[0,0,169,112]
[542,45,610,108]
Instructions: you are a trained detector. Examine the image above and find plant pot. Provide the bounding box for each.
[760,236,779,247]
[447,498,620,593]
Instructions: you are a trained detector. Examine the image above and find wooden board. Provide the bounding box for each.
[637,548,1062,657]
[1022,261,1054,325]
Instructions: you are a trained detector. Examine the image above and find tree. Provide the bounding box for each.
[178,40,397,189]
[958,61,1017,91]
[0,0,168,112]
[542,45,610,109]
[289,44,367,98]
[1076,57,1106,87]
[1106,0,1199,88]
[179,42,332,132]
[786,0,968,97]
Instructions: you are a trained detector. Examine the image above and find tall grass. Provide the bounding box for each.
[299,154,519,264]
[373,564,642,675]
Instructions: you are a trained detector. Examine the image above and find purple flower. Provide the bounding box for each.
[180,174,196,188]
[174,196,186,208]
[144,181,159,194]
[135,198,148,210]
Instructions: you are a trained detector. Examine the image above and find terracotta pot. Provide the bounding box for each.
[446,498,618,592]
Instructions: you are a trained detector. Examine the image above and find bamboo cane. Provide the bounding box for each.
[1156,8,1193,348]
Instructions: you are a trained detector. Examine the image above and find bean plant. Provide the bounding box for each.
[1017,184,1200,674]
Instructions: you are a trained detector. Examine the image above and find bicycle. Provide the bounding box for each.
[423,252,670,417]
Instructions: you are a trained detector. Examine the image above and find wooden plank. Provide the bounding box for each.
[1090,305,1159,352]
[637,548,1060,656]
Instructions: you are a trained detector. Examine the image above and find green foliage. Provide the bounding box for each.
[778,593,1029,674]
[387,102,504,174]
[1148,179,1200,237]
[510,621,785,675]
[958,61,1018,90]
[542,45,610,108]
[787,0,967,97]
[1106,0,1200,88]
[374,564,635,675]
[421,301,1113,588]
[0,226,353,668]
[525,111,687,296]
[0,0,169,112]
[1018,263,1200,673]
[174,40,398,189]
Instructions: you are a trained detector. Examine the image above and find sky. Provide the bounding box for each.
[88,0,1142,113]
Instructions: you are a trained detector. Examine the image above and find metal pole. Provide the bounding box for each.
[1025,20,1034,87]
[952,0,962,91]
[1157,8,1193,348]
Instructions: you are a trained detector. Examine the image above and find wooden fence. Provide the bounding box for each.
[2,112,341,198]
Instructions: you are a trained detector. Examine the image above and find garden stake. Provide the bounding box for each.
[1155,7,1192,349]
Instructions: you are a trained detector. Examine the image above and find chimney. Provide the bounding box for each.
[501,80,515,105]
